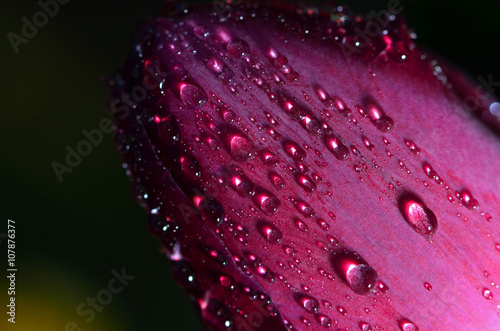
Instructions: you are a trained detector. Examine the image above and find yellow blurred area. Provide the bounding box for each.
[0,260,134,331]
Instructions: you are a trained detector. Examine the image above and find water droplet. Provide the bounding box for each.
[179,83,207,107]
[283,140,307,161]
[256,220,283,244]
[399,193,438,240]
[362,136,375,151]
[458,189,479,210]
[253,188,281,214]
[207,58,224,73]
[424,282,432,291]
[483,288,494,300]
[366,102,394,132]
[316,314,332,327]
[374,116,394,132]
[219,274,236,290]
[269,172,285,189]
[324,135,350,160]
[197,198,226,226]
[331,249,378,295]
[179,154,202,180]
[227,39,250,58]
[337,306,347,316]
[377,280,389,293]
[228,133,257,161]
[193,25,211,40]
[283,245,297,256]
[229,174,256,198]
[359,322,372,331]
[294,293,319,313]
[294,218,309,232]
[295,174,317,192]
[293,199,315,218]
[398,319,419,331]
[404,139,420,154]
[260,150,279,166]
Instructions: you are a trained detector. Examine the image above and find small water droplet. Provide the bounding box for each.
[269,172,285,189]
[324,135,350,160]
[295,174,317,192]
[377,280,389,293]
[283,140,307,161]
[331,249,378,295]
[316,314,332,327]
[424,282,432,291]
[458,189,479,210]
[404,139,420,154]
[483,288,494,300]
[359,322,372,331]
[374,116,394,132]
[260,150,279,166]
[256,220,283,244]
[294,293,319,313]
[398,318,419,331]
[253,188,281,214]
[399,193,438,240]
[219,274,236,290]
[293,199,315,218]
[337,306,347,316]
[227,39,250,58]
[229,174,256,198]
[193,25,211,40]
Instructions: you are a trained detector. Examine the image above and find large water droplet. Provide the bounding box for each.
[179,83,207,107]
[228,133,257,161]
[331,249,378,295]
[399,193,438,240]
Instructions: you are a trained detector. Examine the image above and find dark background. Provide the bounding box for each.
[0,0,499,330]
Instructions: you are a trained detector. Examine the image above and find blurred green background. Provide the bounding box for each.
[0,0,498,330]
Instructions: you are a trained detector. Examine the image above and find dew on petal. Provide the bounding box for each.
[331,249,378,295]
[256,220,283,244]
[179,83,207,107]
[399,193,438,240]
[294,293,319,313]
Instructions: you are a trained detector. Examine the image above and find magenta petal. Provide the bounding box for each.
[106,3,500,330]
